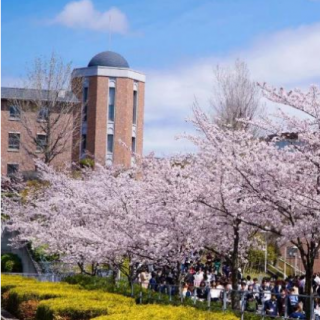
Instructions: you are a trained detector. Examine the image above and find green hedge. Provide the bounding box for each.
[1,253,23,273]
[64,274,275,320]
[1,275,133,320]
[1,275,241,320]
[3,275,278,320]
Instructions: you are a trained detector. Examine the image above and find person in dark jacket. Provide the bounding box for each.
[277,289,288,317]
[289,304,306,319]
[197,281,208,300]
[265,294,279,317]
[184,269,195,286]
[149,275,158,291]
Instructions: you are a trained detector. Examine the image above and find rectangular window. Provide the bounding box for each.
[133,91,138,125]
[9,105,20,119]
[38,107,48,121]
[36,134,47,151]
[107,134,114,153]
[7,164,19,175]
[83,87,88,122]
[108,87,115,122]
[8,133,20,150]
[83,105,88,122]
[83,87,88,103]
[132,137,136,153]
[81,134,87,154]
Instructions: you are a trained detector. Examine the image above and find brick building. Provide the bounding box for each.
[1,51,146,175]
[279,244,320,275]
[72,51,145,167]
[1,88,79,175]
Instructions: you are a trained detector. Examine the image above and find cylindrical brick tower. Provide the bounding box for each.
[71,51,145,167]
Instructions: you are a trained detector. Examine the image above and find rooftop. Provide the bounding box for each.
[1,87,79,103]
[88,51,130,68]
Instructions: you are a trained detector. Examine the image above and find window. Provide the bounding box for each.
[83,87,88,103]
[107,134,114,153]
[83,105,88,122]
[287,246,299,258]
[38,107,48,121]
[36,134,47,151]
[7,164,19,175]
[83,87,88,122]
[108,87,115,122]
[133,91,138,125]
[81,134,87,154]
[8,133,20,150]
[132,137,136,153]
[9,105,20,119]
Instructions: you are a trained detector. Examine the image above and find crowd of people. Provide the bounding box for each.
[137,253,320,319]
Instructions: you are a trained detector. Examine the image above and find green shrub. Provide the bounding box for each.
[246,244,278,273]
[79,158,95,168]
[28,244,59,263]
[1,253,23,273]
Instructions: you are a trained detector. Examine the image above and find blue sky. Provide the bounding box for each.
[2,0,320,154]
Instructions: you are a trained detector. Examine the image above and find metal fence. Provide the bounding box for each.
[3,272,73,283]
[3,273,320,320]
[130,284,319,320]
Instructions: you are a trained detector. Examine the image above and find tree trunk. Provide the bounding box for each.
[91,262,98,276]
[231,221,240,310]
[304,266,313,320]
[77,262,85,274]
[298,243,315,320]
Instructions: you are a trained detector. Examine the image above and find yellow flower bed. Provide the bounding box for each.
[1,275,239,320]
[37,297,133,319]
[1,274,38,292]
[1,275,133,320]
[91,304,240,320]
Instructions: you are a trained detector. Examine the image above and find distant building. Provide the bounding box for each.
[1,51,146,175]
[1,87,79,175]
[279,244,320,275]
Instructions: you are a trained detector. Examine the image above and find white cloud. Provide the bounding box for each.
[144,21,320,155]
[52,0,128,34]
[246,23,320,86]
[144,123,197,156]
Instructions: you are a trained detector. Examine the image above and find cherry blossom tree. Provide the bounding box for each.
[4,158,204,284]
[4,163,106,275]
[186,106,260,306]
[140,155,206,284]
[184,84,319,316]
[237,84,320,303]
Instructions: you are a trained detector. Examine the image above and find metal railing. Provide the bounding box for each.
[132,284,319,320]
[2,272,74,282]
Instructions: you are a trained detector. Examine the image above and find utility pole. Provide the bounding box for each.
[264,234,267,274]
[284,246,287,278]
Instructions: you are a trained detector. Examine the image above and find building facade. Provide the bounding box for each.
[1,51,146,175]
[72,51,145,167]
[279,244,320,275]
[1,88,78,175]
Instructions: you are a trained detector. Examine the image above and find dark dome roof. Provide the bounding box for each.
[88,51,129,68]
